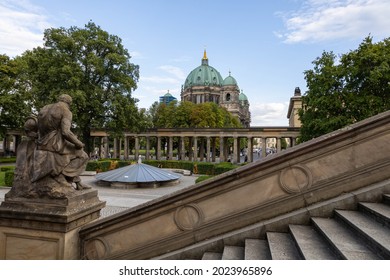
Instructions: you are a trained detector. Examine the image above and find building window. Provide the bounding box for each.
[226,93,231,101]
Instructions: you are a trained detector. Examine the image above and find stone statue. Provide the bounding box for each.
[6,94,90,199]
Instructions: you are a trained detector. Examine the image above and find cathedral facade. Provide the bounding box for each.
[181,51,251,127]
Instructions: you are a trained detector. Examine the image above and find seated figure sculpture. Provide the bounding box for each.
[6,94,89,199]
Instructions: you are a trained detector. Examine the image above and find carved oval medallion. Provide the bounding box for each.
[83,237,109,260]
[279,164,313,194]
[174,203,204,231]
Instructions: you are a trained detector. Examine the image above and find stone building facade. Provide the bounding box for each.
[181,51,251,127]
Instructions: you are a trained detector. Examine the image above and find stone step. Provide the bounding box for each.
[312,217,379,260]
[267,232,302,260]
[358,202,390,228]
[335,209,390,258]
[202,252,222,260]
[221,245,245,260]
[244,239,271,260]
[289,224,339,260]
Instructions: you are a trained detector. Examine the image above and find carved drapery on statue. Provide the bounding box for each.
[6,94,89,199]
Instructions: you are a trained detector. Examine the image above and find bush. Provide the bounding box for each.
[85,159,238,175]
[4,171,14,187]
[214,162,236,175]
[0,157,16,163]
[0,166,15,172]
[195,175,213,184]
[86,161,99,172]
[195,162,214,175]
[143,160,194,171]
[117,160,132,168]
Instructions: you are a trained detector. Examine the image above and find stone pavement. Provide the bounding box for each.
[0,173,199,218]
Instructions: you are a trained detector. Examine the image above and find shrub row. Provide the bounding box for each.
[0,157,16,163]
[86,159,237,176]
[0,166,15,172]
[4,171,14,186]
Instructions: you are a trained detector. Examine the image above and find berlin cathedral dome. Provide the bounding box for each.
[181,50,251,127]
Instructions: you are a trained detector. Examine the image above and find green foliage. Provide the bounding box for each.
[150,101,242,128]
[299,36,390,141]
[86,159,239,177]
[0,157,16,163]
[1,21,140,152]
[0,172,4,186]
[0,166,15,172]
[195,162,214,175]
[143,160,194,171]
[0,55,32,136]
[85,160,112,172]
[4,171,14,186]
[214,162,236,175]
[195,175,213,184]
[86,161,99,172]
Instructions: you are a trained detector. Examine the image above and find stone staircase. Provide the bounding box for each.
[204,194,390,260]
[156,186,390,260]
[80,111,390,260]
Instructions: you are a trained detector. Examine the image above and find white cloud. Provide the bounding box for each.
[278,0,390,43]
[0,0,50,56]
[140,76,180,84]
[129,51,145,59]
[159,65,186,80]
[250,102,289,126]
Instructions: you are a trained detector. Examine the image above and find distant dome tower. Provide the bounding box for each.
[181,50,224,104]
[239,90,251,127]
[181,50,251,127]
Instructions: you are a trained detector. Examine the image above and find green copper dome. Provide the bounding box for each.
[184,51,224,89]
[239,90,248,101]
[223,73,238,86]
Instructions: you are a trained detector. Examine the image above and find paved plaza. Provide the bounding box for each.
[0,172,199,218]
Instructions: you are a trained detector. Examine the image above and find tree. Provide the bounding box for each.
[151,101,242,128]
[0,54,32,136]
[299,36,390,142]
[20,21,140,153]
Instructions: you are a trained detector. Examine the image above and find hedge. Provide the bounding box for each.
[85,159,239,175]
[4,171,14,187]
[0,166,15,172]
[0,157,16,163]
[214,162,236,175]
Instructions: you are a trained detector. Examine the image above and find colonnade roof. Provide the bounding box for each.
[90,127,300,138]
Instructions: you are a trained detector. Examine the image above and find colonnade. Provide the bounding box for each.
[91,128,300,164]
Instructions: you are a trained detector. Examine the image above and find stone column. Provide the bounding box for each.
[113,137,118,159]
[134,136,140,160]
[193,136,198,162]
[168,137,173,160]
[219,136,225,162]
[156,137,161,160]
[124,136,129,160]
[261,137,266,158]
[180,137,185,160]
[233,137,239,164]
[206,137,211,162]
[211,137,216,162]
[277,138,282,153]
[224,138,229,161]
[291,137,296,147]
[145,137,150,160]
[247,137,253,162]
[119,138,123,159]
[199,138,204,161]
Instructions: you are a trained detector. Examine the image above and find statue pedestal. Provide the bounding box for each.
[0,188,105,259]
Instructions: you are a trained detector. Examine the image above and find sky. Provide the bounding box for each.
[1,0,389,126]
